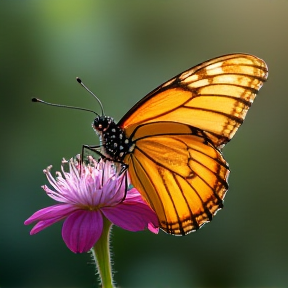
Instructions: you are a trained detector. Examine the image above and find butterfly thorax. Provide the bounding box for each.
[92,115,134,161]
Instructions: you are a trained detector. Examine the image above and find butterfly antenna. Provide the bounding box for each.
[32,98,99,116]
[76,77,105,116]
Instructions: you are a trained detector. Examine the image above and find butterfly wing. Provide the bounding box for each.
[119,53,268,149]
[118,53,268,234]
[125,122,229,234]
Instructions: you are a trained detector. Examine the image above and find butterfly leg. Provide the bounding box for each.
[82,144,128,174]
[82,144,105,161]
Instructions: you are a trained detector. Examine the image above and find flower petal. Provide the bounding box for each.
[125,188,149,203]
[148,222,159,234]
[101,201,159,233]
[101,175,126,206]
[62,210,103,253]
[29,216,65,234]
[24,204,78,225]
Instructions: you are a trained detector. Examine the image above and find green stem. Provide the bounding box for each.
[91,217,115,288]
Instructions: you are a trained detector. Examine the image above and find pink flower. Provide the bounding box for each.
[25,156,159,253]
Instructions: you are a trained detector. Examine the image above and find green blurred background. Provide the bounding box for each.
[1,1,288,287]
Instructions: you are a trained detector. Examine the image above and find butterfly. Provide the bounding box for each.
[88,53,268,235]
[34,53,268,235]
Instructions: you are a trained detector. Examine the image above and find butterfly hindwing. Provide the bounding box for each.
[124,122,229,234]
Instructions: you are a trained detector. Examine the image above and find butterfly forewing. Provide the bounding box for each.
[119,54,268,149]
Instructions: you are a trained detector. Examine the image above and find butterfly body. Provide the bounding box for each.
[92,54,268,235]
[93,115,134,161]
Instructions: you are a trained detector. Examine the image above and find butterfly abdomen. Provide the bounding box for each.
[93,115,133,161]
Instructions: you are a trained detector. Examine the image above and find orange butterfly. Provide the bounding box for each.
[91,53,268,235]
[35,53,268,235]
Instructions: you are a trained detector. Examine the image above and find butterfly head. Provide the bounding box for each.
[93,116,114,133]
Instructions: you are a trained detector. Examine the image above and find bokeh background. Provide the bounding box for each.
[1,1,288,287]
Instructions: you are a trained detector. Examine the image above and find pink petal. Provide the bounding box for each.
[29,215,65,234]
[101,201,159,233]
[62,210,103,253]
[125,188,148,203]
[24,204,78,225]
[102,173,127,206]
[148,222,159,234]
